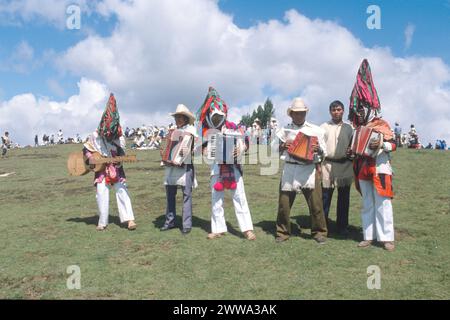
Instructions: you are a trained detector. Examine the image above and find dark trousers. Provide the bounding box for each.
[276,172,328,239]
[164,165,194,229]
[322,186,350,231]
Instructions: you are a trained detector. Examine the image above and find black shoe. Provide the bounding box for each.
[181,228,191,235]
[337,228,349,237]
[160,225,175,231]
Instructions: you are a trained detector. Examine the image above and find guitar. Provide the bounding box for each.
[67,151,137,176]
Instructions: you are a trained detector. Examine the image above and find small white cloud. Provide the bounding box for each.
[404,23,415,50]
[47,79,66,98]
[0,0,94,28]
[2,0,450,146]
[3,40,35,74]
[15,40,34,60]
[0,78,109,145]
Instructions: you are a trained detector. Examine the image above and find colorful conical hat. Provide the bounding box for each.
[348,59,381,125]
[197,87,228,137]
[98,93,123,140]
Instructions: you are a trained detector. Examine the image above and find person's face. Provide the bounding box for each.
[356,106,366,125]
[330,105,344,123]
[290,111,307,126]
[174,114,188,128]
[211,114,225,128]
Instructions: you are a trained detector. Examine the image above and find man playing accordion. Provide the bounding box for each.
[349,59,396,252]
[273,97,328,244]
[160,104,198,235]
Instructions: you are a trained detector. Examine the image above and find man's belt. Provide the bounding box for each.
[285,161,311,165]
[324,157,351,163]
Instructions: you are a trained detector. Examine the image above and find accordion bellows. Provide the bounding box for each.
[287,131,317,162]
[351,126,383,158]
[161,130,194,166]
[207,132,245,164]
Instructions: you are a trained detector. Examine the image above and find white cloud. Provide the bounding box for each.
[0,78,109,145]
[0,0,93,28]
[47,79,66,98]
[2,0,450,146]
[404,23,415,50]
[0,40,35,74]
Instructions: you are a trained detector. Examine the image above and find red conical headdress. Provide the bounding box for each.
[98,93,123,140]
[348,59,381,126]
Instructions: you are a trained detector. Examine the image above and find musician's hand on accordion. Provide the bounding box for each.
[311,142,320,153]
[369,137,382,150]
[179,146,190,158]
[232,146,240,160]
[346,146,355,160]
[281,140,293,151]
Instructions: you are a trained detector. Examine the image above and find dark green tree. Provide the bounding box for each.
[240,98,275,128]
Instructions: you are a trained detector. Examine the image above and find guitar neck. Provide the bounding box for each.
[92,155,136,164]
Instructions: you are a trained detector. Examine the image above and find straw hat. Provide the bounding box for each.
[253,118,261,123]
[170,104,196,124]
[287,97,308,116]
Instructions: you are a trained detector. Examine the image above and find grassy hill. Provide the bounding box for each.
[0,144,449,299]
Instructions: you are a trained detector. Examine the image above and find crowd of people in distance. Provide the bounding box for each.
[393,123,448,150]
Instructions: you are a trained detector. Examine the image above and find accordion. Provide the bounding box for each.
[207,132,245,164]
[160,129,194,166]
[287,131,318,162]
[351,126,383,158]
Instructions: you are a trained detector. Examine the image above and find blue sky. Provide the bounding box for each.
[0,7,117,101]
[219,0,450,63]
[0,0,449,101]
[0,0,449,146]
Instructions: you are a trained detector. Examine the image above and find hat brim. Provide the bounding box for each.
[287,107,308,116]
[170,111,196,124]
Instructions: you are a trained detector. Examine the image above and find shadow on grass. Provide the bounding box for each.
[255,218,307,240]
[67,215,128,229]
[295,215,362,242]
[255,215,363,242]
[152,214,243,238]
[296,214,363,242]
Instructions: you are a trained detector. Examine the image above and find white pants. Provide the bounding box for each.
[210,171,254,234]
[359,180,394,242]
[96,181,135,227]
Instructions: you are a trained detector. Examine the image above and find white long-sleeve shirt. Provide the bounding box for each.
[164,124,198,187]
[272,121,326,191]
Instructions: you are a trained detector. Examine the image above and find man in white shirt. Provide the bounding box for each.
[320,100,354,236]
[1,131,11,157]
[160,104,197,235]
[198,87,255,241]
[57,129,64,144]
[272,98,328,244]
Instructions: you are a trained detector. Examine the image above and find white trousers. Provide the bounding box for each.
[96,181,135,227]
[359,180,395,241]
[210,171,254,234]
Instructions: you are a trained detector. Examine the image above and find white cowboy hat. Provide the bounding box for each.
[287,97,309,116]
[170,104,196,124]
[253,118,261,123]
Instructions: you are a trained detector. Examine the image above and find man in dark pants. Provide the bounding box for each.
[320,101,354,236]
[160,104,198,234]
[163,164,195,234]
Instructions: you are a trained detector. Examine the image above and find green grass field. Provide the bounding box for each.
[0,143,449,299]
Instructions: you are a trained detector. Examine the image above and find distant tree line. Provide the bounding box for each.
[240,98,275,128]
